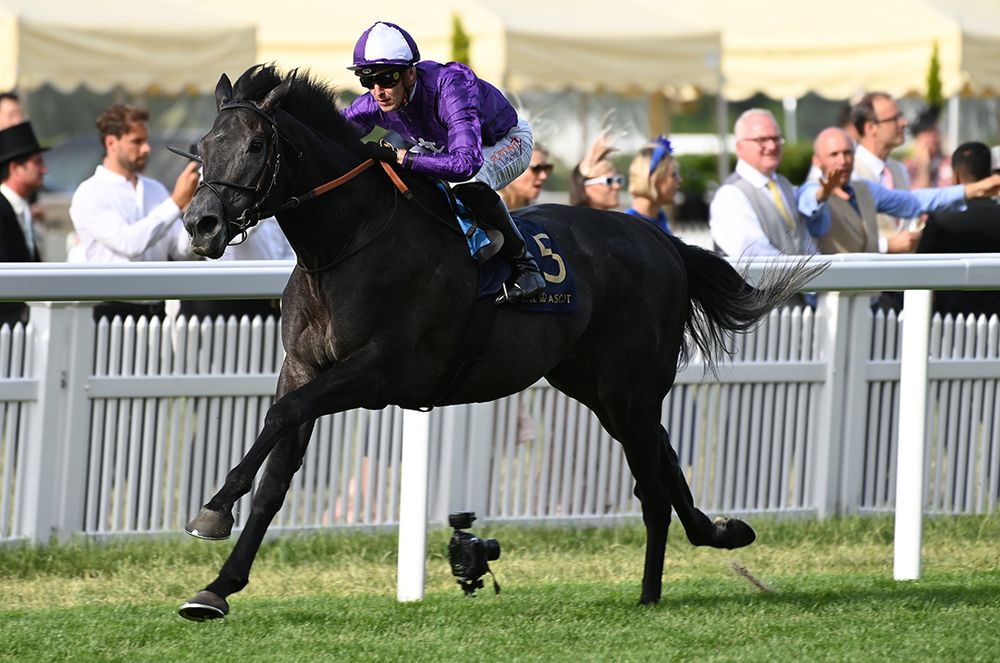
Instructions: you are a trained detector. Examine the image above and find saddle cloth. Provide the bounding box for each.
[436,183,577,312]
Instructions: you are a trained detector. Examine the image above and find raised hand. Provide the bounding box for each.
[817,165,851,202]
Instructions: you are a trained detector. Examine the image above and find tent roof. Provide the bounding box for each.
[691,0,1000,99]
[0,0,256,94]
[199,1,721,98]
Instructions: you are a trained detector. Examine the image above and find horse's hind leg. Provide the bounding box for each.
[547,365,671,604]
[656,427,756,550]
[179,419,315,621]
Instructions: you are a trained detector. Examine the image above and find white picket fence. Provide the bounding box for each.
[2,257,1000,545]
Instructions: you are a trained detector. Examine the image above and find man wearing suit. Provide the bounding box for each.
[850,92,920,250]
[0,121,47,326]
[917,142,1000,319]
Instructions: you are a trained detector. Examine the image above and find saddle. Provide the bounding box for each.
[433,182,576,311]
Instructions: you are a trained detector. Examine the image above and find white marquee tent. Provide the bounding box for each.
[198,0,721,99]
[697,0,1000,101]
[0,0,256,94]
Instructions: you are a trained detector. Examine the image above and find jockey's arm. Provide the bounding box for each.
[401,68,484,182]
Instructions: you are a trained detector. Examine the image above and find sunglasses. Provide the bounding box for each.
[584,174,624,187]
[359,70,403,90]
[528,163,554,175]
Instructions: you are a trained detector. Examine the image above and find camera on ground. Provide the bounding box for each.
[447,511,501,596]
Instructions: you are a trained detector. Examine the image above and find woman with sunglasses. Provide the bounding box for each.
[569,131,623,210]
[624,136,680,235]
[500,143,553,210]
[341,21,545,305]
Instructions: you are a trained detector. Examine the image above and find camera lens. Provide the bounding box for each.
[482,538,501,562]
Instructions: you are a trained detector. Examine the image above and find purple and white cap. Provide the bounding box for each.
[349,22,421,75]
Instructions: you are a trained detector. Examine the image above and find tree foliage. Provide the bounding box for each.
[926,41,943,107]
[451,14,471,66]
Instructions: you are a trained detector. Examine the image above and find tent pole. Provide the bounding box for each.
[783,96,798,144]
[947,95,960,153]
[716,75,729,183]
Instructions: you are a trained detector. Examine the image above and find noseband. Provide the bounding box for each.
[185,100,410,244]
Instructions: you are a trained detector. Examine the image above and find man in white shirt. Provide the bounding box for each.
[0,120,47,326]
[69,103,200,320]
[849,92,919,249]
[709,108,840,258]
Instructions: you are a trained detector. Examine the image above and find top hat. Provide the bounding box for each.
[0,121,48,164]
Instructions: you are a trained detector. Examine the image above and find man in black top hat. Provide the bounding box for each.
[0,120,48,326]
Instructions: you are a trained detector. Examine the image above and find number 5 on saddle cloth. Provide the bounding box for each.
[435,182,577,312]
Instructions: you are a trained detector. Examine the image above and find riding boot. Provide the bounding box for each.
[454,182,546,305]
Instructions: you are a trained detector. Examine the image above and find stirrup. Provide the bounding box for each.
[494,276,544,306]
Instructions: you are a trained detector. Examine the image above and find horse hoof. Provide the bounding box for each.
[179,590,229,621]
[185,507,234,540]
[713,517,756,549]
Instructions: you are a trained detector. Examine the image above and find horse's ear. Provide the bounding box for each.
[215,74,234,111]
[260,76,294,114]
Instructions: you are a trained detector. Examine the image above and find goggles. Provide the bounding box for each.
[584,174,624,187]
[649,135,674,175]
[359,69,403,90]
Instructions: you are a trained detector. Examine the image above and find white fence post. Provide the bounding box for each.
[894,290,932,580]
[397,408,431,601]
[464,402,496,516]
[840,294,875,513]
[19,303,93,543]
[432,405,473,524]
[810,293,849,516]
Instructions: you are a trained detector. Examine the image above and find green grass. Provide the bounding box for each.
[1,516,999,662]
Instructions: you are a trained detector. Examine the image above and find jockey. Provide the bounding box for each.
[342,21,546,305]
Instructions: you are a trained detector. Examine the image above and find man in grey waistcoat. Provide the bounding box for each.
[800,127,1000,256]
[709,109,840,259]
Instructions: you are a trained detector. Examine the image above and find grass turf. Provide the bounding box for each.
[1,515,998,662]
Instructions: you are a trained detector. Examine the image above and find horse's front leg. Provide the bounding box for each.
[180,418,314,620]
[184,355,385,540]
[179,354,388,620]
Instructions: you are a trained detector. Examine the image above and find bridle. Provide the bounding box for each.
[171,100,411,245]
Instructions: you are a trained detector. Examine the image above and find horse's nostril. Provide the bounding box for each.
[196,216,222,237]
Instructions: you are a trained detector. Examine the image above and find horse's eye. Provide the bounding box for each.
[248,139,265,153]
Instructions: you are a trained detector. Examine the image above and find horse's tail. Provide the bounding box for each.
[668,235,827,376]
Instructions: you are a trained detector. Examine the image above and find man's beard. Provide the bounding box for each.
[119,154,147,174]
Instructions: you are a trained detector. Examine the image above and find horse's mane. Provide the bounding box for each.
[232,64,363,146]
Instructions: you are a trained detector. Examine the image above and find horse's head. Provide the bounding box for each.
[184,73,294,258]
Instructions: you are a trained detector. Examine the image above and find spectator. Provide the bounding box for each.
[805,126,1000,252]
[69,103,200,321]
[569,130,623,210]
[0,92,46,229]
[806,104,858,183]
[625,135,680,235]
[851,92,915,239]
[0,121,47,326]
[709,109,836,259]
[342,21,543,305]
[905,105,952,189]
[499,142,552,211]
[0,92,25,130]
[916,141,1000,319]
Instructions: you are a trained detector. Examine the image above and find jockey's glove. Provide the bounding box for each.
[363,141,398,165]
